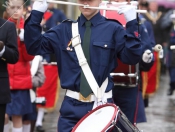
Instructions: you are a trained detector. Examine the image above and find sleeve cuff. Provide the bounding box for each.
[31,10,44,23]
[126,19,138,27]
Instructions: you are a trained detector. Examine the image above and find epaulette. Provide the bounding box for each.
[61,19,76,23]
[105,18,122,26]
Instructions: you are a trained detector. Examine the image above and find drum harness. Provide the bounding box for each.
[66,22,112,109]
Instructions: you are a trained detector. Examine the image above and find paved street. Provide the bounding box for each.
[41,72,175,132]
[137,73,175,132]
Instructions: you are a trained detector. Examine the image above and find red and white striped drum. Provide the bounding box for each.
[100,1,139,87]
[111,61,139,87]
[71,103,141,132]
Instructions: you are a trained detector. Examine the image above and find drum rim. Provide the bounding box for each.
[71,103,118,132]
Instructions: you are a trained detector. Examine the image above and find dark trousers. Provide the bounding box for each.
[58,96,94,132]
[113,86,138,124]
[113,86,146,132]
[58,96,113,132]
[169,68,175,89]
[0,104,6,132]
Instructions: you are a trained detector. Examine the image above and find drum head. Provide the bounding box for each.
[72,103,118,132]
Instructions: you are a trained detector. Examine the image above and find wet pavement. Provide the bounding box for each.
[40,72,175,132]
[137,72,175,132]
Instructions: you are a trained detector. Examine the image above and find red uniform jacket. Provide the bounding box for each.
[8,18,34,90]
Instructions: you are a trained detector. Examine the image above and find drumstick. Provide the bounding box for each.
[42,62,57,65]
[110,73,137,77]
[170,45,175,50]
[34,0,147,13]
[83,5,147,13]
[43,0,85,6]
[152,44,162,52]
[110,73,125,76]
[101,1,138,5]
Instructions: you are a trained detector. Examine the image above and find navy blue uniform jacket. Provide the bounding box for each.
[24,11,142,93]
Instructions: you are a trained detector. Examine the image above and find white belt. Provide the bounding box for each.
[66,89,112,103]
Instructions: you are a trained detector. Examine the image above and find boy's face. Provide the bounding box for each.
[6,0,24,20]
[77,0,102,20]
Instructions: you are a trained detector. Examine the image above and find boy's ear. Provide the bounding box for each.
[6,7,9,14]
[6,8,9,14]
[3,11,8,20]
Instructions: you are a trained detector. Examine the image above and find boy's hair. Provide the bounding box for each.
[7,0,24,2]
[6,0,25,7]
[3,11,8,20]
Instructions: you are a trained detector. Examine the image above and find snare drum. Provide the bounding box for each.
[71,103,141,132]
[110,59,139,87]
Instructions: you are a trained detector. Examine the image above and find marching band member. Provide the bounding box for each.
[24,0,142,131]
[166,13,175,95]
[108,0,154,130]
[160,9,175,95]
[0,18,18,132]
[4,0,34,132]
[139,0,161,108]
[142,0,165,77]
[136,19,155,122]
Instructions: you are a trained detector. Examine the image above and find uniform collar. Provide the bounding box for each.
[79,11,102,27]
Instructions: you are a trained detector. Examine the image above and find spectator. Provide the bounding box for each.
[0,17,18,132]
[4,0,34,132]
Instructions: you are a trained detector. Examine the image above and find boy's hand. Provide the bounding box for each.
[142,50,153,63]
[118,5,136,22]
[32,0,48,13]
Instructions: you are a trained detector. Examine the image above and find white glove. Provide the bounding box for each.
[117,5,136,22]
[19,29,24,41]
[142,49,153,63]
[32,0,48,13]
[170,14,175,21]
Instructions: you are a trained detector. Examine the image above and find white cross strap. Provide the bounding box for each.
[71,22,108,102]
